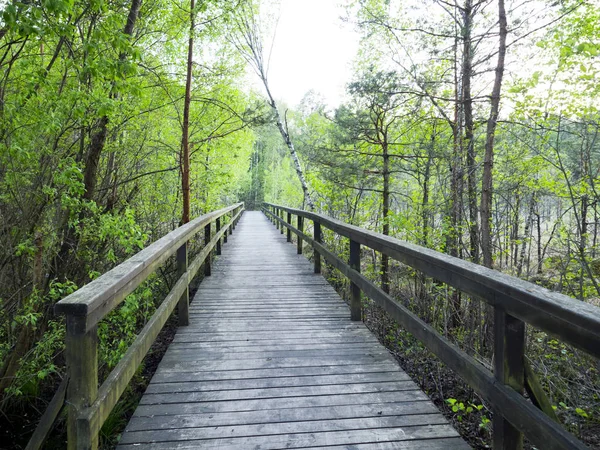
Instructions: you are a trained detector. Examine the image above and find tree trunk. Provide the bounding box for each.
[421,135,433,247]
[480,0,507,270]
[264,83,315,209]
[580,194,588,258]
[447,24,462,329]
[84,0,142,202]
[381,141,390,293]
[462,0,478,264]
[517,193,535,277]
[536,209,542,274]
[481,0,507,355]
[181,0,194,224]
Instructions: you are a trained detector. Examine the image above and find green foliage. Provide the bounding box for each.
[98,277,161,369]
[445,398,489,427]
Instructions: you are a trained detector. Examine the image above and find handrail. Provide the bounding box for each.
[53,202,244,450]
[263,202,599,450]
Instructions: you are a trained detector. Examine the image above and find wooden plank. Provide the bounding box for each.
[176,242,189,326]
[155,352,393,369]
[125,401,439,431]
[150,362,403,383]
[168,340,381,351]
[119,415,452,444]
[203,223,211,276]
[118,437,469,450]
[132,390,431,416]
[117,425,461,449]
[494,310,525,450]
[144,372,411,394]
[139,381,419,405]
[350,237,362,320]
[65,318,97,450]
[159,349,392,363]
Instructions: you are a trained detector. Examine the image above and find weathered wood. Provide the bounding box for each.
[55,203,242,332]
[524,359,560,423]
[25,376,68,450]
[120,416,453,445]
[126,401,437,431]
[215,217,221,255]
[350,238,361,321]
[65,317,98,450]
[263,206,589,450]
[264,203,600,359]
[145,371,409,394]
[314,220,321,273]
[176,243,189,327]
[118,425,464,450]
[133,390,429,417]
[287,211,292,242]
[119,437,466,450]
[297,215,303,254]
[494,310,525,450]
[204,223,211,277]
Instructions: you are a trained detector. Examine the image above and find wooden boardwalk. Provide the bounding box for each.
[117,211,469,449]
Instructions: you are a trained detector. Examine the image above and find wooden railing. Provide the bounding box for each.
[263,202,600,450]
[44,202,245,450]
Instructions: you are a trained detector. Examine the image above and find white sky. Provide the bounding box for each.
[261,0,359,108]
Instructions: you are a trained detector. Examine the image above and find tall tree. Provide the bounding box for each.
[333,69,411,293]
[480,0,508,269]
[181,0,195,224]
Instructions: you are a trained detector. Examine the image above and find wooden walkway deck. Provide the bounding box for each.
[117,211,469,449]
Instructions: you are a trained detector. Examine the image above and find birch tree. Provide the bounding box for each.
[231,2,315,209]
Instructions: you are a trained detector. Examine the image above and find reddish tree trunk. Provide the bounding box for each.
[181,0,195,224]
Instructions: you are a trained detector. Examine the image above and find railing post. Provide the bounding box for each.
[349,239,361,321]
[494,309,525,450]
[276,208,280,231]
[229,209,234,235]
[280,209,284,234]
[216,217,222,255]
[287,212,292,242]
[297,215,303,254]
[314,221,321,274]
[65,317,98,450]
[204,223,211,276]
[177,242,189,326]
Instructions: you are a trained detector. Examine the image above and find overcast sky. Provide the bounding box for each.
[261,0,359,108]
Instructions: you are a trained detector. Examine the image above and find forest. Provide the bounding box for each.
[0,0,599,448]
